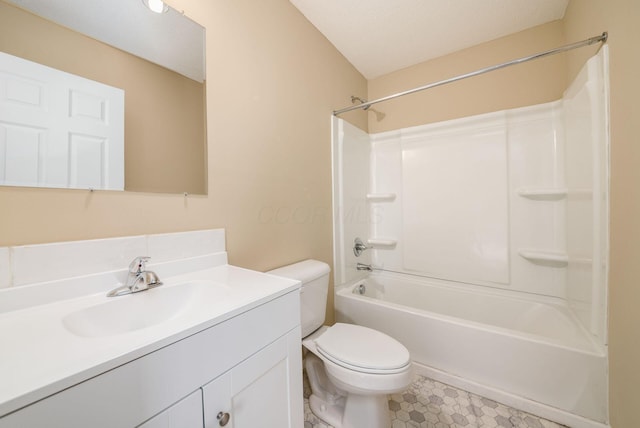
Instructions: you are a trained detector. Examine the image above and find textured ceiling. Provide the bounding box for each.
[290,0,569,79]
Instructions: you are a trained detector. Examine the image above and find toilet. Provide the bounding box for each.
[268,259,412,428]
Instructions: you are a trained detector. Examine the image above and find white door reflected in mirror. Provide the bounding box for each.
[0,52,124,191]
[0,0,206,194]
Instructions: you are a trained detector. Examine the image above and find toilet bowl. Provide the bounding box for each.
[303,324,412,428]
[268,260,412,428]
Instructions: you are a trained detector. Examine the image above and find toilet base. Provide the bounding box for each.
[305,353,392,428]
[308,393,345,428]
[308,391,391,428]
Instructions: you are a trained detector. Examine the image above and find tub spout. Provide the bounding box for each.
[356,263,373,272]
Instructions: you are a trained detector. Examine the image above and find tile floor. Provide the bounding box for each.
[303,373,567,428]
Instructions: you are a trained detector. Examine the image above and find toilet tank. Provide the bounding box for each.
[268,259,330,338]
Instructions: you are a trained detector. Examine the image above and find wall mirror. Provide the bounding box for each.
[0,0,207,194]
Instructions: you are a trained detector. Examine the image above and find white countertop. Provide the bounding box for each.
[0,263,300,417]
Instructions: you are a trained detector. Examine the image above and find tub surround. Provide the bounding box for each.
[332,48,609,427]
[0,229,303,427]
[334,47,609,341]
[0,247,9,290]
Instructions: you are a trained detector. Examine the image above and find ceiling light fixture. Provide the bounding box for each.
[142,0,168,14]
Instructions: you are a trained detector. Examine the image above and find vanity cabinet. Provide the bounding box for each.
[0,290,303,428]
[203,332,297,428]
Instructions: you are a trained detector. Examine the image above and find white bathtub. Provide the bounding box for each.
[334,272,608,428]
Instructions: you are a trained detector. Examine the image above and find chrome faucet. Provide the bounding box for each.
[356,263,373,272]
[107,256,163,297]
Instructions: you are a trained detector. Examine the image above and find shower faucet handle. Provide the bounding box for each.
[353,237,369,257]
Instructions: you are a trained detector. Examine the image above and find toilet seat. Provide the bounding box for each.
[314,323,411,374]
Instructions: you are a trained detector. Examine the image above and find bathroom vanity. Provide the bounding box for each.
[0,230,304,428]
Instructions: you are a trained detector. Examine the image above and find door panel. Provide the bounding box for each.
[0,51,124,190]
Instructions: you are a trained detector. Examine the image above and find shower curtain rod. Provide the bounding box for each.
[333,32,608,116]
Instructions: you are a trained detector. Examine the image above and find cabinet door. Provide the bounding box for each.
[138,390,203,428]
[203,330,303,428]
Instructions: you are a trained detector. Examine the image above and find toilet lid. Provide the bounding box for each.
[314,323,410,374]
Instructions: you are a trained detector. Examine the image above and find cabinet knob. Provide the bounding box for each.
[217,411,231,426]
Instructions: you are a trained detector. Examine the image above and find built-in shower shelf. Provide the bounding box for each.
[366,193,396,202]
[518,249,568,266]
[517,188,568,200]
[367,238,397,249]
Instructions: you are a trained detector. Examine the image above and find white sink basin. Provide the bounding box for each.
[62,281,228,337]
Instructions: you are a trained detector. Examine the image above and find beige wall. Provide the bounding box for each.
[563,1,640,426]
[0,0,367,323]
[367,21,566,133]
[0,1,206,194]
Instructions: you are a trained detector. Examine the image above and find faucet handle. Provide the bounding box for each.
[353,238,369,257]
[129,256,151,274]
